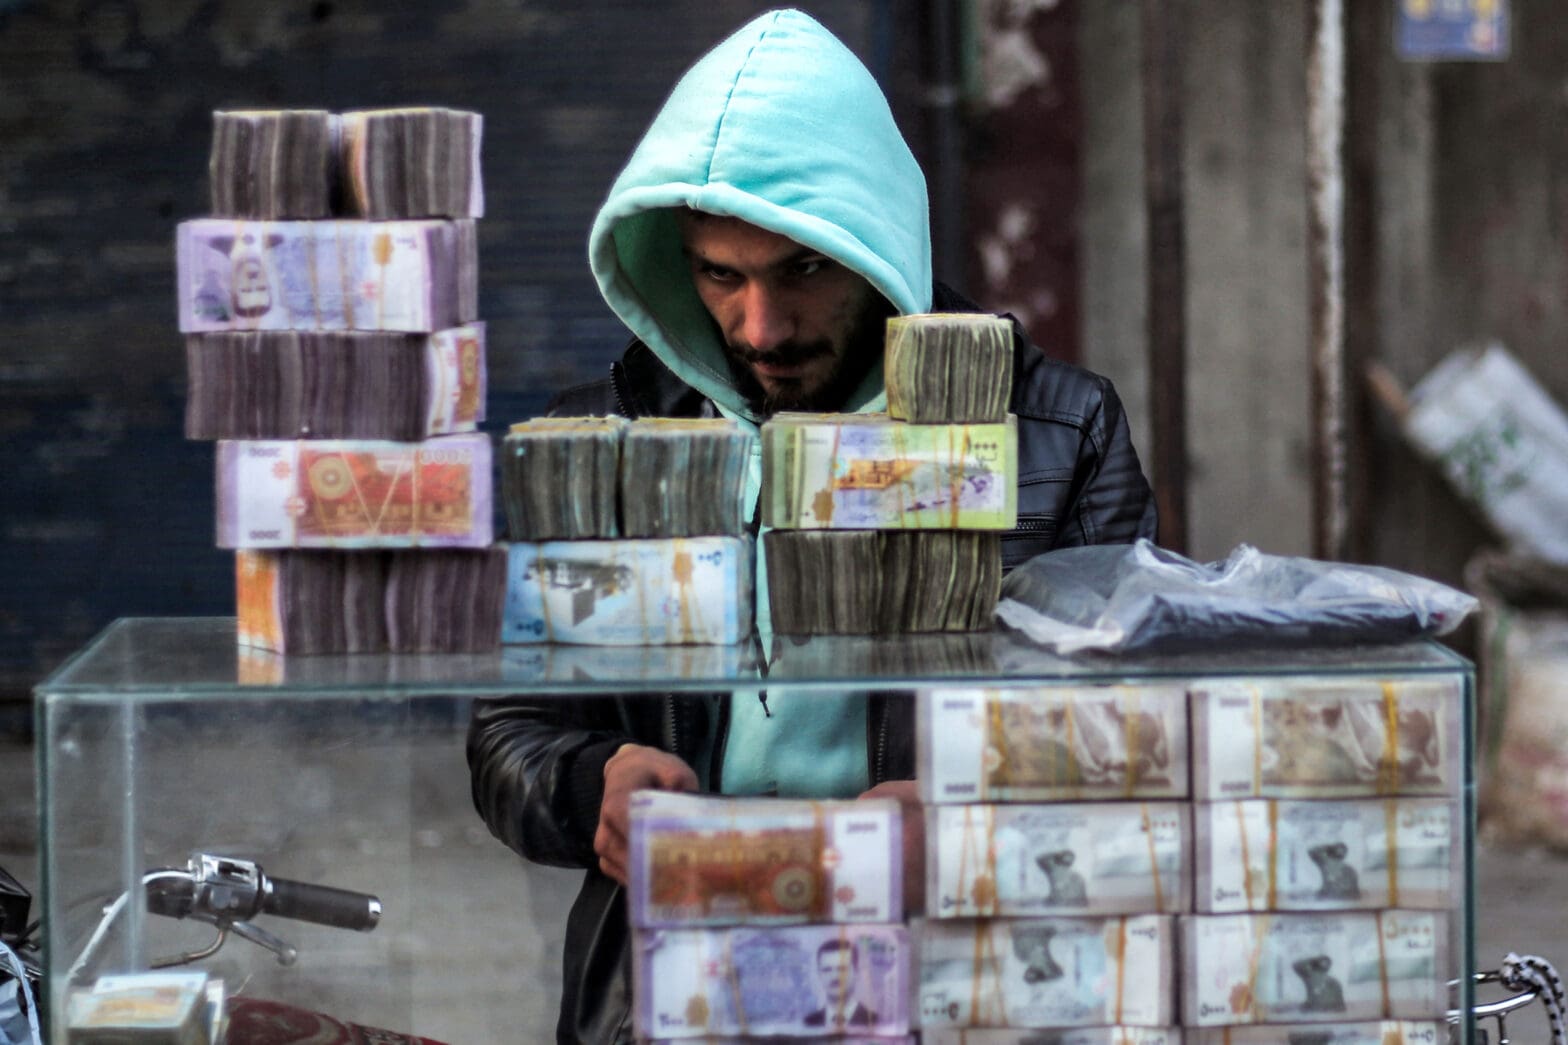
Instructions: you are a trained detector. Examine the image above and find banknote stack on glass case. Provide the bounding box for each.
[1179,675,1463,1036]
[760,314,1016,634]
[499,417,756,644]
[178,108,504,653]
[626,792,913,1039]
[915,685,1188,1037]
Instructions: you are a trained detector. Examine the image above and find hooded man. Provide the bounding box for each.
[468,10,1155,1043]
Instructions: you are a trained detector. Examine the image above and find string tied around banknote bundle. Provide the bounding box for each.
[1501,952,1568,1045]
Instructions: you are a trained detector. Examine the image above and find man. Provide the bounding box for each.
[468,10,1155,1043]
[801,938,878,1028]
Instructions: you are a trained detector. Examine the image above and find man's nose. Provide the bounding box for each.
[739,284,794,352]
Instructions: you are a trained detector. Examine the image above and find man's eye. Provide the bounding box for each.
[789,258,827,279]
[699,264,738,283]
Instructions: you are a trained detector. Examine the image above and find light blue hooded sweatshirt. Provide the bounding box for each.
[587,9,933,798]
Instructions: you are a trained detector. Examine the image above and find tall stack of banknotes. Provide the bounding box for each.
[913,674,1466,1042]
[761,314,1016,633]
[179,108,504,653]
[626,791,914,1041]
[498,417,756,644]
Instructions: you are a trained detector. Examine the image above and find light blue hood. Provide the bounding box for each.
[588,8,933,425]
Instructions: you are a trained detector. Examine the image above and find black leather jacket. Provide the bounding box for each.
[466,284,1156,1043]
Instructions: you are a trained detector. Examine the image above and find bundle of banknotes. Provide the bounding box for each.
[761,413,1017,530]
[236,547,505,654]
[67,971,224,1045]
[185,324,485,440]
[917,686,1191,804]
[1186,1022,1444,1043]
[1192,798,1458,913]
[1189,677,1462,800]
[918,915,1178,1029]
[627,793,902,926]
[177,218,479,333]
[501,417,754,541]
[634,924,912,1038]
[926,803,1191,918]
[763,530,1001,633]
[185,104,498,656]
[922,1031,1183,1045]
[502,537,754,645]
[209,107,483,220]
[884,313,1014,423]
[1180,911,1448,1026]
[215,435,493,549]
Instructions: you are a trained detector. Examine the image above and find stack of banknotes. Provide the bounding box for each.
[1179,677,1463,1031]
[915,686,1188,1036]
[628,792,912,1039]
[760,312,1017,633]
[500,417,757,644]
[209,107,483,220]
[911,675,1465,1035]
[180,107,501,654]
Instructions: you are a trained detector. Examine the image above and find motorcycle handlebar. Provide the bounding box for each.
[261,876,381,932]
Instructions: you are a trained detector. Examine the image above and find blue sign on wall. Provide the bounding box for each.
[1397,0,1509,61]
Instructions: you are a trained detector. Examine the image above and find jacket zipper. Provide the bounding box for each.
[869,696,890,785]
[1005,516,1057,533]
[610,361,636,419]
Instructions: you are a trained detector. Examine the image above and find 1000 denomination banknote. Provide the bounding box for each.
[928,803,1190,917]
[216,434,491,548]
[1190,677,1461,800]
[1182,911,1449,1026]
[1195,798,1458,912]
[634,924,910,1039]
[923,1030,1182,1045]
[177,219,477,332]
[1189,1022,1444,1044]
[502,537,753,645]
[919,916,1176,1029]
[629,792,901,927]
[919,687,1190,804]
[761,413,1017,529]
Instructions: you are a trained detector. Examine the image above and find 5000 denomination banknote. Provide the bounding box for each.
[919,687,1190,803]
[1190,677,1461,800]
[178,219,477,333]
[919,916,1176,1029]
[1182,911,1449,1026]
[628,792,901,927]
[634,924,910,1039]
[216,434,491,548]
[1194,798,1458,912]
[928,803,1190,917]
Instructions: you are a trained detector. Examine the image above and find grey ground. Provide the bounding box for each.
[2,718,1564,1045]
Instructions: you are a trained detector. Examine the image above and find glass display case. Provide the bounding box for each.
[35,618,1476,1043]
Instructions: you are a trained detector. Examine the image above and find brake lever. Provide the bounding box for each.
[227,919,297,966]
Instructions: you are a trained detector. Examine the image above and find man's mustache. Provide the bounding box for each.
[730,340,833,367]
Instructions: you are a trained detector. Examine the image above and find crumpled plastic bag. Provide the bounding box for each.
[994,539,1478,655]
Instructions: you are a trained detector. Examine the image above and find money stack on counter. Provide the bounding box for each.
[499,417,756,644]
[626,792,913,1040]
[760,314,1016,633]
[179,108,504,654]
[1182,677,1462,1041]
[915,685,1188,1037]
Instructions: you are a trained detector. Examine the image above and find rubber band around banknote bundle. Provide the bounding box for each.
[1379,681,1402,794]
[1266,801,1280,910]
[1113,916,1128,1024]
[1249,683,1264,795]
[1140,805,1166,911]
[969,918,1002,1025]
[1375,911,1393,1018]
[1385,799,1401,907]
[1243,915,1268,1021]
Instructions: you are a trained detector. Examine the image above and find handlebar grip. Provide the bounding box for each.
[261,877,381,931]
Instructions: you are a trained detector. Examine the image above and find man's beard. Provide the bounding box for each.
[723,297,892,417]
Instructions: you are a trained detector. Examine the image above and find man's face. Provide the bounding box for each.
[678,213,890,416]
[815,947,854,1007]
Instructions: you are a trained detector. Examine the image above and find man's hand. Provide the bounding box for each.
[596,743,698,885]
[859,779,924,916]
